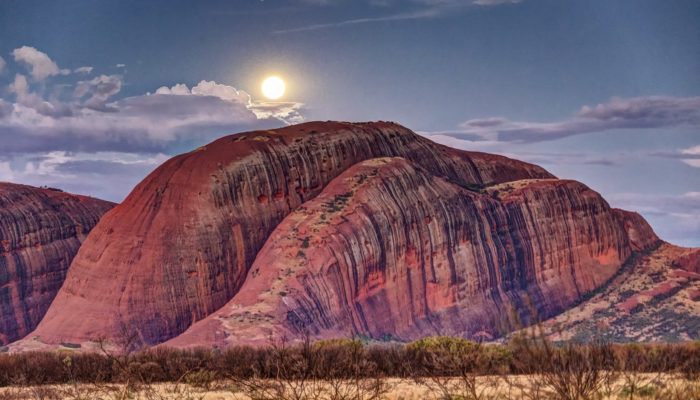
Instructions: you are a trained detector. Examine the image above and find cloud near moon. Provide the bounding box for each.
[0,46,306,201]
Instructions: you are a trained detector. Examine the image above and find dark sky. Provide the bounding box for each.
[0,0,699,245]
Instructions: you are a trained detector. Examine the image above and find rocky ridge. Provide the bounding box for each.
[167,158,651,347]
[18,121,672,349]
[0,183,114,344]
[31,121,553,346]
[539,244,700,342]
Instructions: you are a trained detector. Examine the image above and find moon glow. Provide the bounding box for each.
[261,76,285,100]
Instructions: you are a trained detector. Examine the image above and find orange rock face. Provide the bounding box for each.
[613,209,660,252]
[0,183,114,344]
[167,158,645,347]
[31,122,554,346]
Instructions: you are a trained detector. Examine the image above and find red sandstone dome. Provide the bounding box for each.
[25,121,665,348]
[0,183,114,344]
[167,159,644,347]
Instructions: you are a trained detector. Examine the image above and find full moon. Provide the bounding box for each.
[261,76,285,100]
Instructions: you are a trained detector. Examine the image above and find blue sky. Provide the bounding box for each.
[0,0,698,246]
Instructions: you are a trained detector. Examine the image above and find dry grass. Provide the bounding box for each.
[1,375,699,400]
[2,331,700,399]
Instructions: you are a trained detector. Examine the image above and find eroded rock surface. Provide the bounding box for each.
[0,183,114,344]
[167,158,650,347]
[613,209,660,252]
[539,243,700,342]
[32,122,553,345]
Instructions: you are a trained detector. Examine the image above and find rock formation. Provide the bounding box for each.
[0,183,114,344]
[166,159,643,347]
[538,243,700,342]
[613,209,660,252]
[30,122,553,346]
[25,121,665,348]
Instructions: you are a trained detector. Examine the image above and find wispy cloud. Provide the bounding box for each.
[73,66,93,74]
[0,151,169,202]
[682,145,700,168]
[652,145,700,168]
[0,47,305,155]
[274,0,521,34]
[426,132,623,167]
[473,0,520,5]
[510,151,620,167]
[74,74,122,111]
[430,96,700,143]
[273,7,443,33]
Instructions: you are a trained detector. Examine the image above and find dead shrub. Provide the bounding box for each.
[405,336,497,400]
[508,328,617,400]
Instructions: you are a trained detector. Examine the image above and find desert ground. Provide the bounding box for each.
[1,374,699,400]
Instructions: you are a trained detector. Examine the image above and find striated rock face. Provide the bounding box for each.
[32,122,553,346]
[540,243,700,342]
[166,158,641,347]
[613,209,661,251]
[0,183,114,344]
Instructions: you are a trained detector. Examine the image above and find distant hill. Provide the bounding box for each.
[0,182,114,344]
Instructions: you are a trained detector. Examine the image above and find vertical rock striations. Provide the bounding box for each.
[0,183,114,344]
[613,209,661,251]
[167,158,643,347]
[31,121,553,345]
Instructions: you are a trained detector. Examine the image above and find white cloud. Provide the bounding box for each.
[9,74,29,96]
[681,145,700,168]
[157,80,251,103]
[0,47,303,201]
[115,63,126,68]
[74,74,123,111]
[681,145,700,156]
[0,151,170,202]
[8,73,72,117]
[249,101,305,125]
[154,80,305,125]
[74,66,94,74]
[650,144,700,168]
[0,75,304,154]
[11,46,65,80]
[0,56,6,74]
[155,83,191,96]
